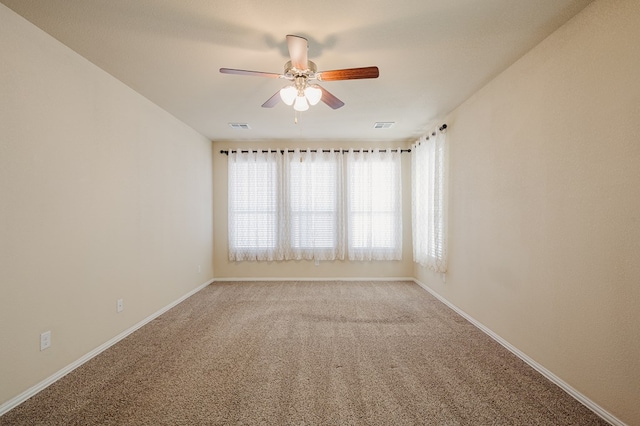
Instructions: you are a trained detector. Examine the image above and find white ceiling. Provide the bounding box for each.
[2,0,593,143]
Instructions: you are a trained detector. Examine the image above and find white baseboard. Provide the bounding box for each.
[213,276,415,282]
[0,279,213,417]
[412,278,625,426]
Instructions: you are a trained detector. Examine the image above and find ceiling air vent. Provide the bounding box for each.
[373,122,395,129]
[229,123,251,130]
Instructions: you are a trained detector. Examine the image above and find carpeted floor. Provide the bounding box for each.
[1,281,607,425]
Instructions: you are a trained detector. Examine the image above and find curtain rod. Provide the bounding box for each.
[419,123,448,142]
[219,123,448,155]
[220,148,411,155]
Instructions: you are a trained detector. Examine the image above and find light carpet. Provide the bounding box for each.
[0,281,608,425]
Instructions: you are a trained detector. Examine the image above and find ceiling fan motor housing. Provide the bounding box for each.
[284,60,317,79]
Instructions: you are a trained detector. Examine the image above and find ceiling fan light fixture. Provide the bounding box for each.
[280,85,297,105]
[304,85,322,106]
[293,95,309,111]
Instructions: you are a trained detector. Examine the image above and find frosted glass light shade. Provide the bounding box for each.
[304,85,322,105]
[279,85,297,105]
[293,95,309,111]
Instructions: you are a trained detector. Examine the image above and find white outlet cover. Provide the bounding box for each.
[117,299,124,313]
[40,331,51,351]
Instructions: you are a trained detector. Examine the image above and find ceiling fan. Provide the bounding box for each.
[220,35,379,112]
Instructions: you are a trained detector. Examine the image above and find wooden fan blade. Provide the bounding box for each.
[286,35,308,70]
[317,66,379,81]
[319,86,345,109]
[219,68,281,78]
[261,91,281,108]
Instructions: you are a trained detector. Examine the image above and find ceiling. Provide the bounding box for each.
[2,0,593,143]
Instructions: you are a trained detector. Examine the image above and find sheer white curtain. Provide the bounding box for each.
[346,149,402,261]
[228,149,344,261]
[283,149,344,260]
[412,129,448,272]
[228,151,284,261]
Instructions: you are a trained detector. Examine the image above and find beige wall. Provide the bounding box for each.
[212,140,414,279]
[0,5,213,408]
[3,0,638,422]
[415,0,640,423]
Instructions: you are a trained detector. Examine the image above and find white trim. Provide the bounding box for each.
[213,276,415,282]
[412,278,625,426]
[0,279,213,417]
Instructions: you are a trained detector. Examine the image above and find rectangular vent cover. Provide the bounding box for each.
[373,122,395,129]
[229,123,251,130]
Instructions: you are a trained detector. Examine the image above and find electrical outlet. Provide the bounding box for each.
[40,331,51,351]
[117,298,124,313]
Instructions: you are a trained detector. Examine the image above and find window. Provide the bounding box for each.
[227,148,403,262]
[412,130,447,272]
[346,149,402,260]
[285,150,344,260]
[228,151,282,261]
